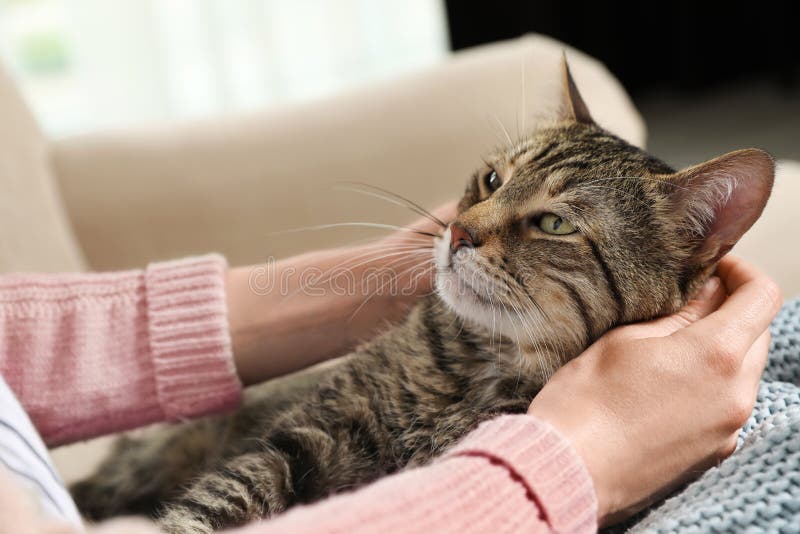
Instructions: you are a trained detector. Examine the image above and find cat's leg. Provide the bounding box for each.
[157,450,292,534]
[157,418,386,534]
[70,380,300,521]
[70,418,225,520]
[405,399,531,467]
[157,423,342,534]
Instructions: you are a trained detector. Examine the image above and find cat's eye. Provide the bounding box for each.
[537,213,576,235]
[484,170,501,193]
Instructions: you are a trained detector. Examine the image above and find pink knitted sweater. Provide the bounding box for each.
[0,255,598,533]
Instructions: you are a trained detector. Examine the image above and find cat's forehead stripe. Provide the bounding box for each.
[506,139,562,168]
[507,139,538,163]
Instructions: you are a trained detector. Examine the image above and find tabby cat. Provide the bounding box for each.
[71,58,774,533]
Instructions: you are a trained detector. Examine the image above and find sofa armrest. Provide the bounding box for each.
[50,34,645,270]
[733,160,800,298]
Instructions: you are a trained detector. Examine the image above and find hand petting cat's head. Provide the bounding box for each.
[435,56,774,365]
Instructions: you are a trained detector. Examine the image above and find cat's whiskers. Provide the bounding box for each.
[495,304,504,358]
[509,299,541,354]
[275,182,445,301]
[509,288,560,380]
[504,292,550,382]
[314,246,432,288]
[382,253,436,289]
[491,114,514,148]
[479,261,554,377]
[357,250,434,284]
[283,244,433,301]
[452,318,467,346]
[501,305,525,395]
[501,272,551,345]
[519,53,526,139]
[333,182,448,229]
[359,252,435,297]
[500,296,529,376]
[441,299,462,334]
[347,259,435,321]
[482,289,497,351]
[273,222,441,239]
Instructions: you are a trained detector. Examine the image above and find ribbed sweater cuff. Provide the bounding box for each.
[145,254,242,420]
[444,414,598,533]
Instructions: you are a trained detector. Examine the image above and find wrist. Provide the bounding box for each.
[528,403,617,524]
[225,265,265,385]
[146,255,241,418]
[225,242,429,385]
[371,237,436,297]
[447,415,599,532]
[341,240,424,337]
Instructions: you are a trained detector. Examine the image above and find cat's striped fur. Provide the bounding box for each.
[71,60,774,533]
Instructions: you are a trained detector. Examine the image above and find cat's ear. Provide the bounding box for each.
[669,148,774,266]
[560,53,594,124]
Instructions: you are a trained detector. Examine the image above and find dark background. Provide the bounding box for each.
[444,0,798,97]
[443,1,800,167]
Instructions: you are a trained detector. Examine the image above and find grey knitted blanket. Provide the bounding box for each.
[626,297,800,533]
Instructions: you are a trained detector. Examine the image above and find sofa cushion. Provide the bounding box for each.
[0,64,84,272]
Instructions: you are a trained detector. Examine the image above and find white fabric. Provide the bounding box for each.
[0,376,81,525]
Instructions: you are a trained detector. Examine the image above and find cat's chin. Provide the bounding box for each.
[435,269,523,340]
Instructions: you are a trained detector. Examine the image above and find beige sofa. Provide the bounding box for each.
[1,35,798,483]
[3,34,797,292]
[2,35,649,274]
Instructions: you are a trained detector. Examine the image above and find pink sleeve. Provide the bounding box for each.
[0,255,242,446]
[2,415,596,534]
[236,415,598,534]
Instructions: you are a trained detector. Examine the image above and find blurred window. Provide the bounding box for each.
[0,0,448,136]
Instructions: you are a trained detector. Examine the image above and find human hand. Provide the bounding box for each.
[381,200,456,246]
[227,201,456,385]
[528,255,782,525]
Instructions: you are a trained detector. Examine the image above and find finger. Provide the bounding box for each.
[729,329,770,429]
[715,254,754,294]
[678,269,781,356]
[622,276,725,339]
[671,276,727,328]
[409,201,457,234]
[432,201,458,222]
[740,328,770,398]
[716,255,780,299]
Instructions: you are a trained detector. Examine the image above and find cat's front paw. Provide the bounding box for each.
[157,507,214,534]
[70,477,114,521]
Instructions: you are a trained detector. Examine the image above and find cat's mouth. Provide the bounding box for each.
[435,258,527,340]
[434,233,508,322]
[436,264,495,306]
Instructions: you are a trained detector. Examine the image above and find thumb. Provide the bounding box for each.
[625,276,726,339]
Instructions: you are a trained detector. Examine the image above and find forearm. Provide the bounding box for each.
[227,243,431,385]
[0,256,241,446]
[7,416,596,534]
[237,415,597,534]
[0,239,430,442]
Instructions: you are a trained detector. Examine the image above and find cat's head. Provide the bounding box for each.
[434,56,774,363]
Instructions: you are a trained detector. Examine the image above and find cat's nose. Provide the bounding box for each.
[449,223,475,252]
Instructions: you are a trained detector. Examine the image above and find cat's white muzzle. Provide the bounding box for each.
[434,228,516,332]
